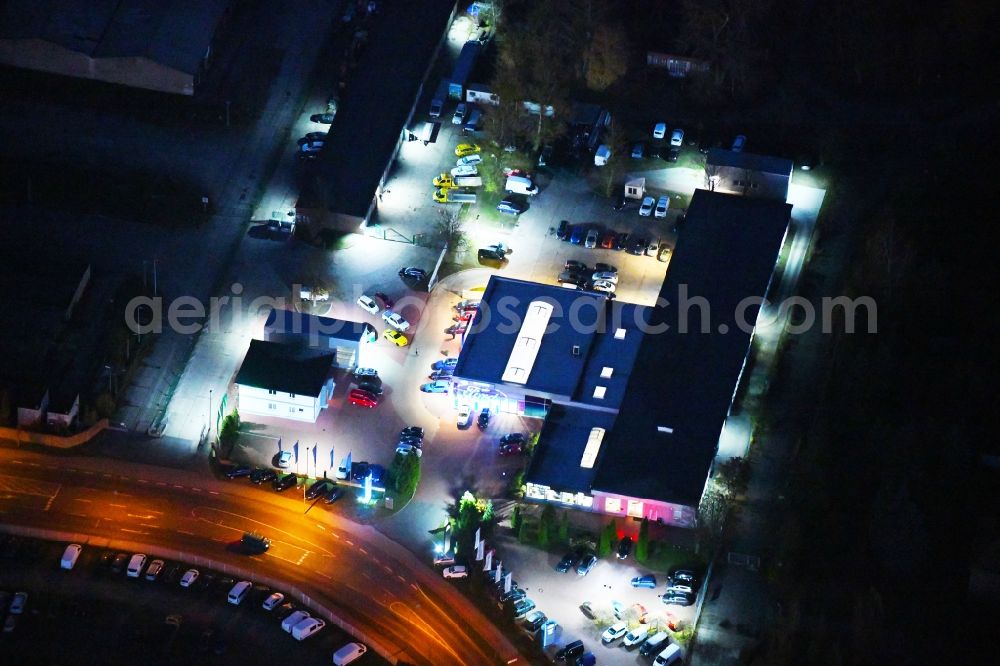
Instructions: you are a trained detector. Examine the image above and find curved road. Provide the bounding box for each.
[0,448,521,666]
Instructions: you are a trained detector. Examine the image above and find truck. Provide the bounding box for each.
[429,78,449,118]
[505,175,538,195]
[435,174,482,189]
[449,41,482,100]
[433,189,477,204]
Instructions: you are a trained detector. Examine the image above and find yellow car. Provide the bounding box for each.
[454,143,481,158]
[433,188,449,203]
[383,329,408,347]
[433,173,456,188]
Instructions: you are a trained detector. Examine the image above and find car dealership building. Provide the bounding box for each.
[452,190,793,527]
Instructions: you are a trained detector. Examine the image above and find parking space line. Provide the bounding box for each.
[137,479,149,484]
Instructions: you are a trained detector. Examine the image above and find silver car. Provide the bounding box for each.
[591,271,618,284]
[639,196,655,217]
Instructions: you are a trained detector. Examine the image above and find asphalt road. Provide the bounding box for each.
[0,448,521,666]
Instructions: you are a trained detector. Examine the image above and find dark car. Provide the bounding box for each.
[310,113,335,124]
[629,236,649,255]
[661,593,694,607]
[500,433,527,446]
[398,435,423,447]
[556,220,570,239]
[569,225,587,244]
[357,380,383,396]
[374,292,394,308]
[399,266,427,280]
[555,553,576,573]
[498,441,523,456]
[250,468,277,485]
[110,552,129,574]
[575,653,596,666]
[478,248,507,267]
[432,357,458,371]
[631,574,657,588]
[576,553,597,576]
[162,562,182,584]
[240,532,270,554]
[350,462,371,482]
[324,487,345,504]
[555,640,585,662]
[600,229,616,249]
[401,426,424,439]
[558,270,587,286]
[497,198,526,216]
[368,464,386,485]
[613,193,628,210]
[615,232,630,251]
[665,147,680,162]
[224,465,252,479]
[297,132,326,145]
[617,536,633,560]
[477,408,491,430]
[499,588,527,606]
[305,479,335,500]
[594,262,617,274]
[272,473,298,492]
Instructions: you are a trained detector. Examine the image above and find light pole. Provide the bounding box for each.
[208,389,213,442]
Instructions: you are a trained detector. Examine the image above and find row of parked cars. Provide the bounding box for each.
[557,260,620,295]
[225,464,348,504]
[555,220,670,261]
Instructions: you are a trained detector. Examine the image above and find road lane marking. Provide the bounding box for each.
[72,498,92,503]
[178,530,195,536]
[119,528,148,535]
[109,503,126,508]
[358,547,367,555]
[44,485,60,511]
[137,479,149,484]
[140,523,159,529]
[192,488,202,492]
[313,570,332,581]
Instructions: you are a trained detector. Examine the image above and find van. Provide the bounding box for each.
[654,643,682,665]
[594,144,611,166]
[126,554,147,578]
[291,616,326,640]
[60,544,82,570]
[332,642,368,665]
[227,580,252,605]
[504,175,538,196]
[282,610,310,633]
[463,109,482,134]
[640,631,669,657]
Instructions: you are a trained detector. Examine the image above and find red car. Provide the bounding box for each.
[600,230,617,249]
[374,292,394,308]
[348,388,379,408]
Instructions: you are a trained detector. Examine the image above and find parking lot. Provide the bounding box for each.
[0,535,383,666]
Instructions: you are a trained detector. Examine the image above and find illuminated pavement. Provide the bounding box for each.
[0,448,521,666]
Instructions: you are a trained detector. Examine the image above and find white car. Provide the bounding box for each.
[451,165,478,177]
[382,311,410,332]
[434,552,456,566]
[442,566,468,579]
[653,122,667,139]
[452,103,467,125]
[456,404,472,428]
[602,621,628,644]
[456,154,483,167]
[357,295,379,314]
[655,195,670,218]
[732,134,746,152]
[623,626,651,647]
[591,280,616,294]
[591,271,618,284]
[639,196,655,217]
[262,592,285,611]
[179,569,199,588]
[670,128,684,147]
[396,444,423,458]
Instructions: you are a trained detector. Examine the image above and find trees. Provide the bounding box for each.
[584,22,629,91]
[598,519,617,557]
[558,510,570,544]
[636,517,650,562]
[434,208,465,250]
[218,409,240,450]
[390,451,421,501]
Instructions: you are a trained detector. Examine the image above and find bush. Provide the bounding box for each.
[391,452,421,501]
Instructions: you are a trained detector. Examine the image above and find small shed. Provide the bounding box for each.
[624,177,646,199]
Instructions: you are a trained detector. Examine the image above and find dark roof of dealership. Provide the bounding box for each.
[591,190,792,506]
[299,0,455,219]
[235,340,333,397]
[526,405,618,494]
[264,309,374,347]
[706,149,794,176]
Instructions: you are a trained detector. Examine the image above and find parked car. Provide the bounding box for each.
[263,592,285,611]
[556,219,570,239]
[442,566,468,579]
[225,465,252,479]
[500,433,527,447]
[617,536,633,559]
[670,128,684,147]
[623,625,652,648]
[456,154,483,167]
[629,236,650,255]
[8,592,28,615]
[357,380,383,396]
[110,552,129,574]
[357,295,379,314]
[382,311,410,332]
[383,329,408,347]
[324,487,345,504]
[569,225,587,244]
[615,232,630,251]
[631,142,645,159]
[497,198,526,216]
[653,123,667,139]
[353,367,378,379]
[661,593,694,607]
[374,292,394,308]
[298,132,326,145]
[310,113,335,124]
[631,574,658,588]
[594,262,617,274]
[477,408,491,430]
[732,134,746,152]
[592,271,618,284]
[670,569,698,586]
[589,280,616,294]
[348,388,380,407]
[579,601,597,619]
[395,443,422,458]
[556,553,576,573]
[521,610,548,635]
[456,404,473,429]
[511,598,536,618]
[272,473,298,492]
[657,243,673,262]
[250,468,277,484]
[179,569,199,588]
[602,621,628,644]
[655,195,670,218]
[432,357,458,370]
[145,559,164,581]
[498,440,523,456]
[451,164,478,177]
[398,266,427,280]
[665,147,680,162]
[454,143,481,157]
[421,380,450,393]
[576,553,597,576]
[585,228,599,249]
[639,196,655,217]
[452,103,468,125]
[275,450,292,468]
[401,426,423,440]
[600,229,616,249]
[306,479,335,500]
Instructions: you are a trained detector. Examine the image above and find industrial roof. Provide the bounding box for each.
[235,340,333,397]
[706,148,794,176]
[264,309,374,346]
[526,405,619,494]
[0,0,231,76]
[452,277,612,399]
[300,0,455,218]
[591,190,791,506]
